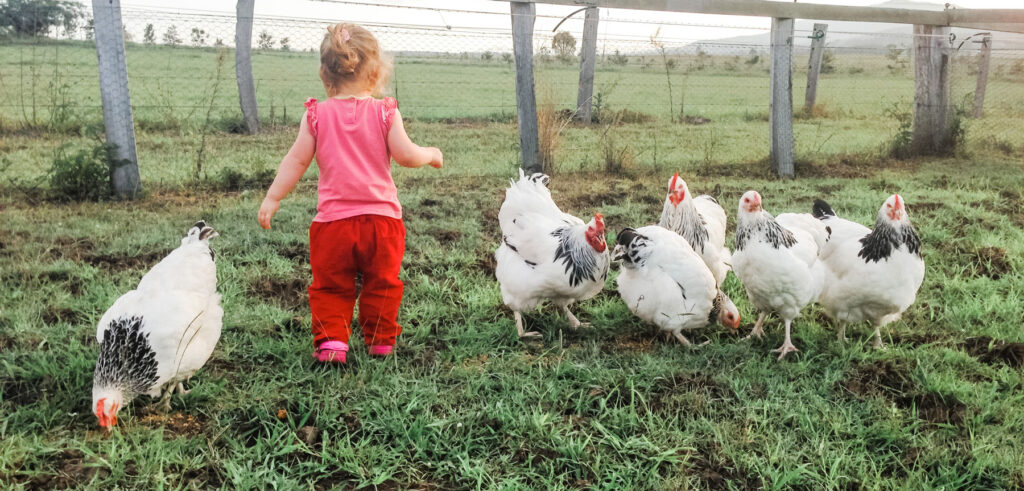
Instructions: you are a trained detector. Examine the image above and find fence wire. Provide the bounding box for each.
[1,2,1023,180]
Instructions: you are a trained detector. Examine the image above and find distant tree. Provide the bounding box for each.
[552,31,576,59]
[214,38,224,47]
[279,37,290,51]
[190,27,207,46]
[61,9,80,38]
[84,17,93,40]
[257,30,274,50]
[0,0,83,37]
[162,24,182,46]
[481,51,493,61]
[609,49,629,66]
[143,23,155,44]
[501,52,513,65]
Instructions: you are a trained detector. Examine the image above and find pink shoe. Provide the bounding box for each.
[313,341,348,364]
[368,345,394,357]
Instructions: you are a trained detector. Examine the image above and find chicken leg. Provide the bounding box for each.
[157,383,175,412]
[515,311,542,339]
[562,306,583,330]
[772,319,799,360]
[742,312,767,340]
[872,323,886,350]
[673,330,710,348]
[836,321,848,342]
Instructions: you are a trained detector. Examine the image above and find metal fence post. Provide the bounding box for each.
[912,24,952,153]
[576,7,599,124]
[92,0,140,198]
[770,17,795,178]
[971,34,992,118]
[511,2,540,173]
[803,23,828,113]
[236,0,260,134]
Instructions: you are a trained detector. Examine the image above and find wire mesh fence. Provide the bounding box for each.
[2,1,1023,180]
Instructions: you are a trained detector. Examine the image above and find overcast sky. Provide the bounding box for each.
[100,0,1023,52]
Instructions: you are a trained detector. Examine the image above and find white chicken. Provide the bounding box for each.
[614,225,741,346]
[92,221,223,428]
[658,173,731,286]
[495,171,610,338]
[731,191,829,359]
[813,195,924,348]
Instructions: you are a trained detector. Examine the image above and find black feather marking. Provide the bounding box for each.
[812,199,835,219]
[674,281,687,300]
[858,219,922,262]
[735,214,797,251]
[209,249,216,262]
[615,228,650,267]
[193,220,207,230]
[93,316,159,395]
[525,260,537,267]
[551,226,601,287]
[708,292,723,325]
[503,236,519,253]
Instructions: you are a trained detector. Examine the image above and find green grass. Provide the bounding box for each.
[2,37,1024,489]
[2,154,1023,488]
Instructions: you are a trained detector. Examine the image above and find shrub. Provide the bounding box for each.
[214,167,276,191]
[48,143,115,202]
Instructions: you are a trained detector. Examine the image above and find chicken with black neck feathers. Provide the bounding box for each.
[495,170,609,338]
[658,173,731,286]
[732,191,829,359]
[92,221,222,429]
[614,225,740,346]
[813,195,924,348]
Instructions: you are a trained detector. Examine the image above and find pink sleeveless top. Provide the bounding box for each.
[304,96,401,222]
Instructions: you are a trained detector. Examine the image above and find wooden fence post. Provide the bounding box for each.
[803,23,828,113]
[770,17,795,178]
[912,25,952,154]
[576,7,599,123]
[511,2,540,173]
[236,0,260,134]
[92,0,140,198]
[971,34,992,118]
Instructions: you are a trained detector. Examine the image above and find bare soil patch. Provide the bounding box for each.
[249,277,310,310]
[961,336,1024,368]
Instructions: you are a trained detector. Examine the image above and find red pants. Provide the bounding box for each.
[308,215,405,348]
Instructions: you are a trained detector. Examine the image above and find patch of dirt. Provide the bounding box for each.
[296,425,320,446]
[689,442,762,490]
[1,374,55,406]
[838,358,917,399]
[969,246,1013,280]
[137,411,206,438]
[248,277,310,310]
[47,236,96,262]
[648,373,734,415]
[961,336,1024,368]
[41,305,89,326]
[83,250,167,272]
[838,359,969,426]
[277,243,309,263]
[889,332,949,348]
[18,449,111,489]
[903,393,967,426]
[472,252,497,276]
[428,228,462,243]
[912,201,944,213]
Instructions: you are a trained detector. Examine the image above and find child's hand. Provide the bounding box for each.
[258,197,281,229]
[429,148,443,169]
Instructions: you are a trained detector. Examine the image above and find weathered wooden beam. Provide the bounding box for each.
[511,2,540,173]
[92,0,140,198]
[912,25,952,154]
[770,18,794,178]
[972,34,992,119]
[576,7,599,124]
[803,23,827,113]
[235,0,260,134]
[501,0,1024,34]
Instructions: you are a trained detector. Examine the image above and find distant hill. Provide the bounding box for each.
[694,0,1024,54]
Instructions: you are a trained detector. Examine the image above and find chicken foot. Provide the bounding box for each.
[742,312,768,340]
[514,311,542,339]
[772,319,799,360]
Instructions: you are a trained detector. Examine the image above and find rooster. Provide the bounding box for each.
[813,195,924,348]
[495,171,609,338]
[92,221,223,429]
[614,225,740,346]
[732,191,829,359]
[658,173,730,286]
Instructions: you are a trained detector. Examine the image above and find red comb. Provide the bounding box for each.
[669,173,679,191]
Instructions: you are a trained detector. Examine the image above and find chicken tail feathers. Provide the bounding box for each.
[812,199,836,219]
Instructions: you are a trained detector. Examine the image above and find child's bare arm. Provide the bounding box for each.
[258,114,316,229]
[387,109,443,169]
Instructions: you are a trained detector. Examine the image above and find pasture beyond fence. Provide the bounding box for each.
[1,1,1023,190]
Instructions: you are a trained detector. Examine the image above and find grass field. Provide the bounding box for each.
[2,37,1024,489]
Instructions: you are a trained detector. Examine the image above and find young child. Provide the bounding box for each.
[257,23,442,364]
